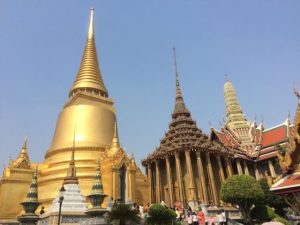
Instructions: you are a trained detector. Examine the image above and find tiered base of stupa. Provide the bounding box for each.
[38,184,88,225]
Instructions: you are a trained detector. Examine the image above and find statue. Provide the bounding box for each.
[276,86,300,174]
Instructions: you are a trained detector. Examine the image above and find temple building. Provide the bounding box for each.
[210,79,290,180]
[142,50,235,208]
[142,52,291,208]
[271,86,300,214]
[0,9,149,223]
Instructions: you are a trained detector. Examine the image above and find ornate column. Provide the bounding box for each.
[243,161,250,175]
[128,166,137,203]
[175,151,184,204]
[206,153,219,205]
[185,151,197,201]
[225,157,233,177]
[216,155,225,183]
[236,159,243,175]
[166,156,174,206]
[147,163,153,203]
[254,164,260,180]
[268,159,276,178]
[111,166,120,201]
[155,160,161,203]
[196,151,208,205]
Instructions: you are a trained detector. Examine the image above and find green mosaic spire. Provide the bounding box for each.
[24,169,38,203]
[91,160,104,195]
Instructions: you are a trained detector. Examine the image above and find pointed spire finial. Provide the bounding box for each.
[64,124,78,184]
[225,74,229,82]
[88,8,94,39]
[22,136,28,149]
[70,8,108,98]
[173,47,179,80]
[208,120,213,128]
[110,121,120,156]
[172,47,188,115]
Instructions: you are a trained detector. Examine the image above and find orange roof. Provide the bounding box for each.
[211,129,234,147]
[261,125,287,148]
[271,172,300,194]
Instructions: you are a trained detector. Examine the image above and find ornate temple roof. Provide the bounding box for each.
[211,79,291,160]
[142,50,233,164]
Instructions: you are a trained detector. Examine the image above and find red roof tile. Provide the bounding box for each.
[271,172,300,194]
[261,125,287,148]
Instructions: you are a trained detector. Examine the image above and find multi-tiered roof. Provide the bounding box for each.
[143,49,233,164]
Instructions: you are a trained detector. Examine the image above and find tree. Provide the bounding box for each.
[145,204,177,225]
[106,203,140,225]
[220,175,264,224]
[258,178,288,216]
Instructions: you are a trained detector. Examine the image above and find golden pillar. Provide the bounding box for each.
[111,166,120,201]
[268,160,276,177]
[128,167,136,202]
[175,152,184,203]
[155,160,161,203]
[236,159,243,175]
[243,161,250,175]
[216,155,225,183]
[196,151,208,205]
[225,157,233,177]
[166,156,174,206]
[147,163,153,203]
[206,153,219,205]
[185,151,197,201]
[254,164,260,180]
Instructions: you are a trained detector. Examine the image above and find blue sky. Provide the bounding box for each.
[0,1,299,170]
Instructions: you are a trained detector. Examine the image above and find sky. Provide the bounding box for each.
[0,1,300,170]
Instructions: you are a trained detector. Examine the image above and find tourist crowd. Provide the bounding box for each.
[132,201,227,225]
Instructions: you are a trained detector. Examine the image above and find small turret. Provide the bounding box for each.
[86,159,108,216]
[18,169,40,225]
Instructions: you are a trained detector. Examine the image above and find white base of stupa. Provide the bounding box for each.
[49,184,87,213]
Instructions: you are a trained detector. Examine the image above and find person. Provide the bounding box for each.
[197,208,205,225]
[192,211,199,225]
[175,207,181,223]
[221,209,227,225]
[40,206,45,215]
[216,211,222,225]
[139,204,144,219]
[186,212,193,225]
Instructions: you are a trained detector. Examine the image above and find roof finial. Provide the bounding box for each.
[88,8,95,39]
[64,124,78,184]
[22,136,28,149]
[225,74,229,82]
[173,47,179,81]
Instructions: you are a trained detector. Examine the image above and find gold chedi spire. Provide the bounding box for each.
[110,121,121,155]
[19,137,29,161]
[224,80,248,129]
[173,47,188,114]
[70,8,108,98]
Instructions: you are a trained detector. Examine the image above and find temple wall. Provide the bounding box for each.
[0,168,33,219]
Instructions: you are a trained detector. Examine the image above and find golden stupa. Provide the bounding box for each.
[0,9,149,222]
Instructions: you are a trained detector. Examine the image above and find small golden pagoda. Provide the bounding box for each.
[0,9,149,222]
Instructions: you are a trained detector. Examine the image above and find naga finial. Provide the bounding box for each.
[293,84,300,99]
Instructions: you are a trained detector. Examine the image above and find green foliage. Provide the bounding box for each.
[250,205,276,221]
[220,175,264,224]
[274,216,291,225]
[145,204,176,225]
[106,203,140,225]
[258,178,288,216]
